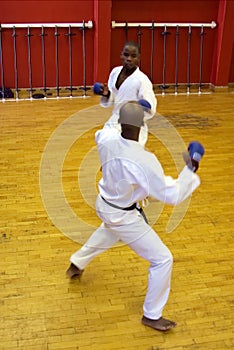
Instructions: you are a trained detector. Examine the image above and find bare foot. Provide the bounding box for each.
[66,263,83,279]
[142,315,177,331]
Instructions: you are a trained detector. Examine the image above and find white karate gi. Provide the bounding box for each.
[70,127,200,320]
[100,66,157,146]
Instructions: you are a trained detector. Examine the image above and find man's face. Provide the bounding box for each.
[120,45,140,70]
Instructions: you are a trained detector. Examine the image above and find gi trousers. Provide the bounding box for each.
[70,195,173,320]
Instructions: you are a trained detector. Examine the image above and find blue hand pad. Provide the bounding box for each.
[93,82,103,95]
[188,141,205,162]
[138,99,151,111]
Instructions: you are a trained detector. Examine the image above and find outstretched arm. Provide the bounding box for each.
[148,142,204,205]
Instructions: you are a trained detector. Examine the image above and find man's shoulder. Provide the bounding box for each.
[110,66,122,74]
[108,66,122,85]
[95,127,119,143]
[135,68,152,82]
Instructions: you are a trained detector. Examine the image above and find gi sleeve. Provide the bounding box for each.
[148,156,200,205]
[100,92,115,108]
[138,76,157,120]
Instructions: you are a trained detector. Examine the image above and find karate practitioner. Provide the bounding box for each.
[93,41,157,146]
[66,101,204,332]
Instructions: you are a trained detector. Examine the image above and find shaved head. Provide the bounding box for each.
[119,101,144,128]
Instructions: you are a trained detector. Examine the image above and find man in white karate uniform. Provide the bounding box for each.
[94,41,157,146]
[67,101,204,331]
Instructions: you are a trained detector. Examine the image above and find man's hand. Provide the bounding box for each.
[138,99,151,113]
[183,141,205,172]
[93,82,110,97]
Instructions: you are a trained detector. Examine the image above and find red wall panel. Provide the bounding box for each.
[0,1,94,23]
[111,0,219,22]
[229,43,234,83]
[211,0,234,85]
[110,0,219,85]
[0,0,94,88]
[0,0,233,90]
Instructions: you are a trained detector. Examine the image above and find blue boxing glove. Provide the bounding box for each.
[93,82,104,95]
[183,141,205,172]
[188,141,205,162]
[138,99,151,112]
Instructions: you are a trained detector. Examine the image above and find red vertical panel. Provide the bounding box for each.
[0,1,94,88]
[211,0,234,86]
[111,0,220,85]
[93,0,111,83]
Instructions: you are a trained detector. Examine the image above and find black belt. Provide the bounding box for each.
[101,196,137,211]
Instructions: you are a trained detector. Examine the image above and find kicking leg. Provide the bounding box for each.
[67,223,119,278]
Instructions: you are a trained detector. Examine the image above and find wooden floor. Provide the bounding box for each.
[0,91,233,350]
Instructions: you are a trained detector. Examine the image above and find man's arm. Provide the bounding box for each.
[147,142,204,205]
[93,82,114,108]
[138,75,157,119]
